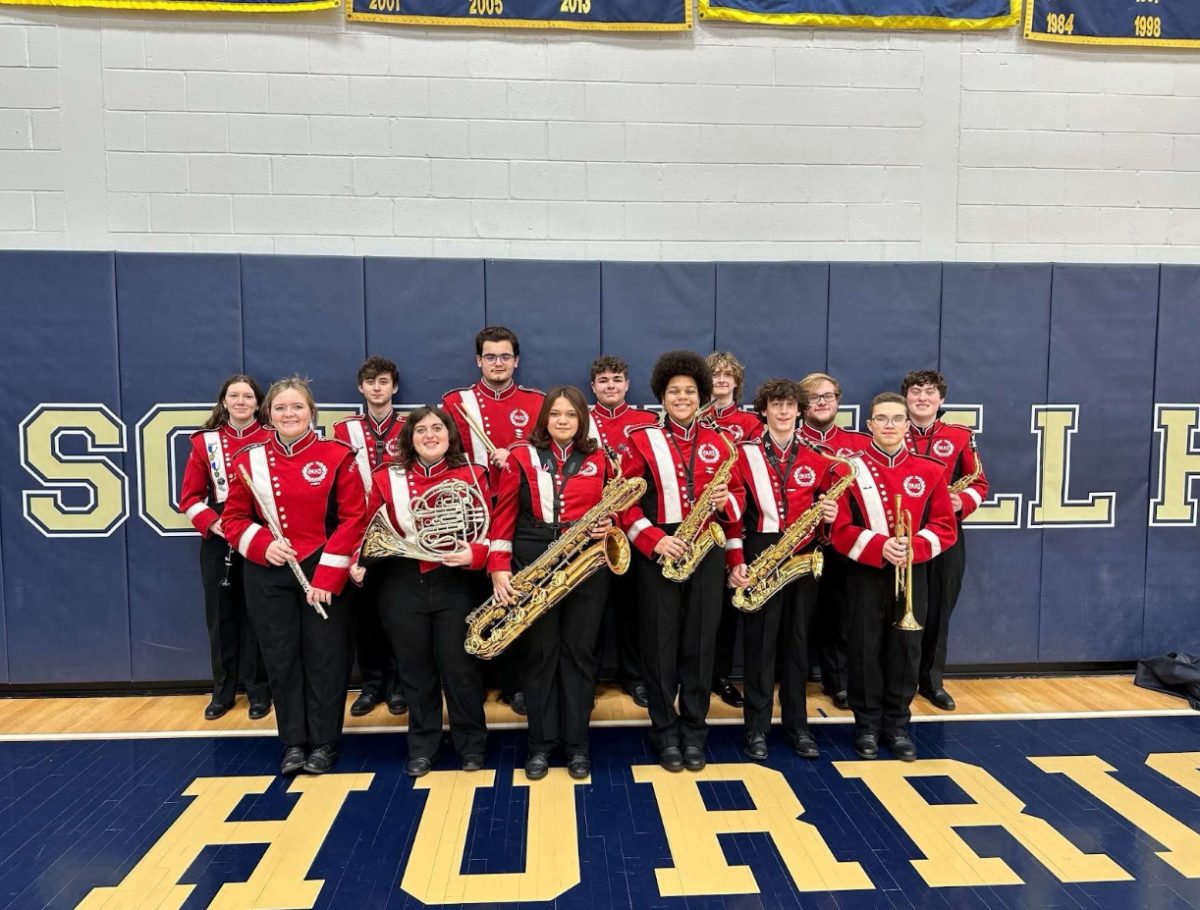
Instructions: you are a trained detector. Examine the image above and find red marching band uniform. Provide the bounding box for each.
[442,380,546,489]
[363,458,490,765]
[827,443,958,740]
[617,418,746,756]
[905,419,989,699]
[221,429,367,753]
[710,402,765,444]
[179,421,273,711]
[587,402,657,456]
[728,435,838,753]
[333,411,407,498]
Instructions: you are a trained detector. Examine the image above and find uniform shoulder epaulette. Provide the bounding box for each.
[442,385,473,398]
[519,384,544,395]
[941,422,974,439]
[373,461,400,476]
[239,441,266,453]
[626,421,658,436]
[325,437,354,451]
[843,428,872,439]
[334,414,363,426]
[190,427,212,439]
[910,451,947,468]
[509,439,536,452]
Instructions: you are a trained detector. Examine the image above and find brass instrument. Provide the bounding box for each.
[732,445,857,613]
[660,420,739,582]
[464,455,646,660]
[361,477,490,563]
[893,493,922,631]
[947,434,983,496]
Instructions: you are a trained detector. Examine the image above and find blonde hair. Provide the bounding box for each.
[263,375,318,429]
[706,351,746,402]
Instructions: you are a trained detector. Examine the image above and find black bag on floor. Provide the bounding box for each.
[1135,652,1200,710]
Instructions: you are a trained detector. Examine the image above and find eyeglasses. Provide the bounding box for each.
[807,393,837,404]
[868,415,908,427]
[481,354,515,364]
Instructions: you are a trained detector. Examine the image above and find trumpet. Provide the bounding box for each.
[893,494,922,631]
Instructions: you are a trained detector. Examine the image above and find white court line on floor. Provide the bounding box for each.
[0,707,1193,742]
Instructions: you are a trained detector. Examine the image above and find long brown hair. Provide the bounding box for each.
[528,386,598,454]
[202,374,265,430]
[395,406,468,470]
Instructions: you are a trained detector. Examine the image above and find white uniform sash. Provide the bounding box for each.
[644,427,683,525]
[743,444,780,533]
[345,419,373,498]
[459,390,488,468]
[387,467,419,542]
[849,455,889,534]
[204,431,228,505]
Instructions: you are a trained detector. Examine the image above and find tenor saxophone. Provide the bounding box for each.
[732,444,857,613]
[947,434,983,495]
[660,422,739,582]
[463,455,646,660]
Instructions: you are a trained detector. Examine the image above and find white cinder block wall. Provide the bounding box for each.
[1,6,1198,261]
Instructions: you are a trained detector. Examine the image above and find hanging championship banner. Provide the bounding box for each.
[699,0,1017,30]
[1025,0,1200,47]
[348,0,690,30]
[0,0,331,11]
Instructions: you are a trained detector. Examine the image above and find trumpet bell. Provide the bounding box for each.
[895,612,924,632]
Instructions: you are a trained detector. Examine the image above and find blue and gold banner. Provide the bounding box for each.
[699,0,1017,30]
[347,0,691,30]
[1025,0,1200,47]
[0,0,332,11]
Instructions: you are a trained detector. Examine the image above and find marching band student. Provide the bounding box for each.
[727,380,839,761]
[180,374,273,722]
[618,351,745,773]
[442,325,544,716]
[706,352,764,711]
[358,406,490,777]
[222,377,367,776]
[797,372,872,711]
[334,356,406,719]
[827,392,957,762]
[902,370,989,712]
[587,355,657,709]
[490,386,616,781]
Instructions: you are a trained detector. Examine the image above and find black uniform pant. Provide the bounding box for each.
[200,534,270,707]
[741,535,819,737]
[517,538,610,756]
[844,560,928,737]
[347,569,397,700]
[636,545,724,753]
[244,554,350,748]
[713,588,742,683]
[920,532,966,693]
[377,560,486,761]
[607,568,644,689]
[814,549,849,695]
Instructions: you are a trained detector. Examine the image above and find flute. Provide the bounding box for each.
[237,465,328,620]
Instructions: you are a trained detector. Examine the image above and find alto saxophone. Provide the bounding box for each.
[732,444,857,613]
[660,422,738,582]
[947,434,983,496]
[464,454,646,660]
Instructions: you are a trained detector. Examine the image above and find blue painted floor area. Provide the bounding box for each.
[2,715,1199,909]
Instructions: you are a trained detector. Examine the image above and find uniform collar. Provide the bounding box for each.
[272,428,317,457]
[552,441,574,461]
[475,379,516,402]
[867,442,908,468]
[223,421,260,439]
[593,402,628,420]
[909,418,941,437]
[767,433,794,459]
[367,410,399,433]
[666,417,697,441]
[801,420,837,442]
[713,402,739,418]
[414,457,448,478]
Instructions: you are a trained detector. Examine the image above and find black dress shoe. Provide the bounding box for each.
[204,700,231,721]
[921,688,956,711]
[683,745,706,771]
[387,692,409,715]
[524,751,550,780]
[248,700,271,720]
[884,733,917,762]
[808,666,823,683]
[461,754,485,772]
[406,756,434,777]
[787,731,820,760]
[567,754,591,779]
[280,745,307,775]
[350,691,380,717]
[659,746,684,772]
[507,691,528,716]
[303,743,339,774]
[712,678,744,709]
[832,690,850,710]
[854,732,879,760]
[625,683,650,709]
[742,732,768,761]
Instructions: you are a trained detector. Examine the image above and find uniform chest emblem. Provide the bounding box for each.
[509,408,529,429]
[302,461,329,486]
[933,438,955,458]
[727,425,744,442]
[385,438,401,457]
[578,462,599,477]
[836,447,855,457]
[903,475,926,497]
[698,442,721,465]
[793,465,816,487]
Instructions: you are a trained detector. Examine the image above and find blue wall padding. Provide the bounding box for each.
[0,252,131,683]
[714,263,829,401]
[601,263,717,406]
[117,253,243,681]
[941,263,1052,665]
[1038,265,1159,662]
[1144,265,1200,657]
[364,257,486,406]
[484,259,601,396]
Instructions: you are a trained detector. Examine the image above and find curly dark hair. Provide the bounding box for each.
[901,369,946,398]
[590,355,629,381]
[751,379,803,416]
[357,355,398,386]
[394,406,469,470]
[650,350,712,404]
